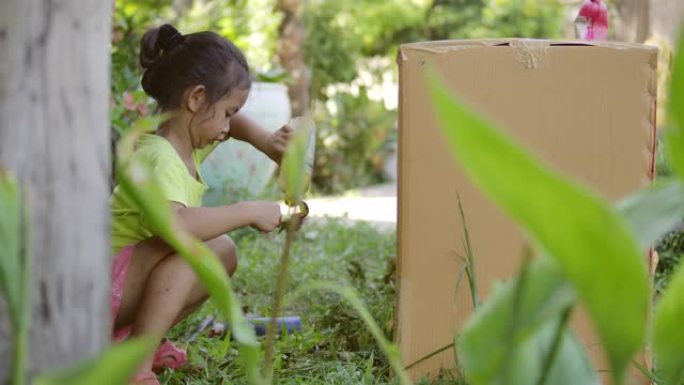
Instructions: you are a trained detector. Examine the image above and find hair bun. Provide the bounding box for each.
[139,24,185,69]
[158,24,184,51]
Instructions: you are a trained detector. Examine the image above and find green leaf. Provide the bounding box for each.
[458,194,479,309]
[426,69,648,383]
[295,282,412,385]
[34,337,157,385]
[458,257,591,385]
[654,259,684,385]
[666,30,684,179]
[0,169,22,328]
[653,31,684,385]
[0,169,31,385]
[613,175,684,385]
[616,179,684,250]
[505,322,598,385]
[279,117,315,205]
[459,174,684,383]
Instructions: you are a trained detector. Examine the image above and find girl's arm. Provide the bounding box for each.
[229,113,293,164]
[173,201,281,241]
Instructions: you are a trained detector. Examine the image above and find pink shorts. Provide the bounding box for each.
[111,244,135,342]
[109,244,189,370]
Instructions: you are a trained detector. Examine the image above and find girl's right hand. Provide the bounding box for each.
[247,201,282,233]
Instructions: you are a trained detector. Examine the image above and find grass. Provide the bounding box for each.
[158,217,464,384]
[163,170,468,384]
[157,186,684,384]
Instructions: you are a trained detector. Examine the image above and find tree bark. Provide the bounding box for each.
[616,0,651,43]
[276,0,310,116]
[0,0,111,382]
[650,0,684,44]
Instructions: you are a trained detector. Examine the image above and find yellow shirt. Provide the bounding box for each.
[110,134,216,255]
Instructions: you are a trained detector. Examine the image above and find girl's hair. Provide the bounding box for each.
[140,24,251,110]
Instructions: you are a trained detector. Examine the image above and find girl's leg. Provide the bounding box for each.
[170,236,238,324]
[115,237,173,330]
[115,235,237,329]
[115,235,238,372]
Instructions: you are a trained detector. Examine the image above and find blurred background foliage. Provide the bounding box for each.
[111,0,567,194]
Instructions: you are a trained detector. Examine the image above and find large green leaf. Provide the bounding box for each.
[666,30,684,180]
[296,282,412,385]
[457,257,595,385]
[653,30,684,385]
[654,259,684,385]
[427,70,648,383]
[457,177,684,385]
[616,179,684,250]
[279,116,315,206]
[35,337,157,385]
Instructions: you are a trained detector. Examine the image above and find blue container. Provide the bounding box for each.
[247,316,301,337]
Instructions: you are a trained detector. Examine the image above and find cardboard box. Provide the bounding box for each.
[396,39,657,380]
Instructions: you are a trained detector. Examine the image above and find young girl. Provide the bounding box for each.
[110,24,294,385]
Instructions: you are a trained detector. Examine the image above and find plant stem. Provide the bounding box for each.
[12,324,27,385]
[263,213,300,383]
[457,195,478,309]
[536,306,572,385]
[404,342,454,370]
[12,192,30,385]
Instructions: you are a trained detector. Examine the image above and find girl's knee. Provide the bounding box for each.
[207,235,238,276]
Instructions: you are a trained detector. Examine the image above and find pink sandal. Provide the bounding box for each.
[113,329,188,372]
[131,371,160,385]
[152,338,188,371]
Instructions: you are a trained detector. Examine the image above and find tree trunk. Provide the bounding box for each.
[616,0,651,43]
[650,0,684,44]
[277,0,310,116]
[0,0,111,382]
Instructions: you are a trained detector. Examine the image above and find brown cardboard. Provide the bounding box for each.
[395,39,657,380]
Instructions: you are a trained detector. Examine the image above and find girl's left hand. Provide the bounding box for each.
[267,123,295,164]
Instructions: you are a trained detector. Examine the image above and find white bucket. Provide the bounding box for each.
[201,82,291,204]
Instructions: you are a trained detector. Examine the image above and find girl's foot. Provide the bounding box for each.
[152,339,187,371]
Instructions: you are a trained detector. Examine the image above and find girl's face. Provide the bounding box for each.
[191,87,250,149]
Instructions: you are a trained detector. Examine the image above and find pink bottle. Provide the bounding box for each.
[575,0,609,41]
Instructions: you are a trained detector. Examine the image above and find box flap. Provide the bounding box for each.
[397,38,657,65]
